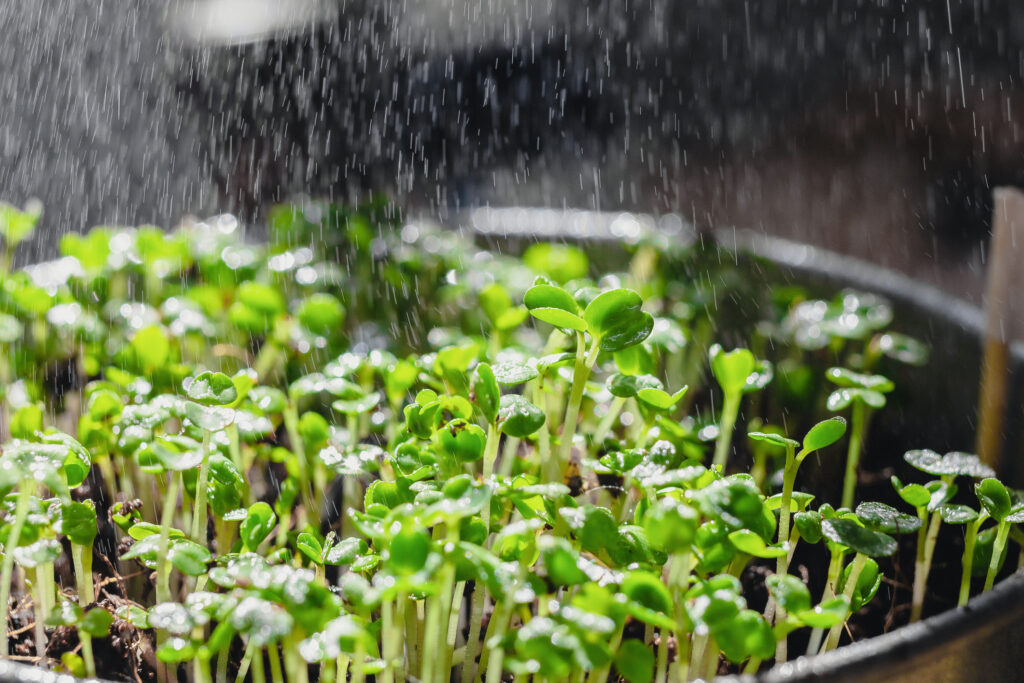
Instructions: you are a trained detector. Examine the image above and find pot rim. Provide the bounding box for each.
[2,208,1020,682]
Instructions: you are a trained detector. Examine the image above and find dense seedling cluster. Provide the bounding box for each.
[0,199,1017,682]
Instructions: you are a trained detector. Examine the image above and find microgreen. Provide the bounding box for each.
[826,366,894,509]
[0,199,1006,683]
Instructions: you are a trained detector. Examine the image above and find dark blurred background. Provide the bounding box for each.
[3,0,1024,300]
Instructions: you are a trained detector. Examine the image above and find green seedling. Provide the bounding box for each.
[709,345,772,469]
[899,449,993,621]
[819,517,896,652]
[825,367,894,508]
[750,416,846,661]
[0,200,987,683]
[974,478,1024,591]
[525,281,652,473]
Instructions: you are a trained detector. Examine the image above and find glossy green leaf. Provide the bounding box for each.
[473,363,500,423]
[498,394,546,437]
[821,518,897,557]
[187,371,238,406]
[241,502,277,550]
[747,431,799,449]
[765,574,812,614]
[438,419,487,463]
[59,501,98,546]
[976,478,1012,521]
[490,360,539,386]
[583,288,654,351]
[937,504,979,525]
[891,476,932,509]
[825,367,894,392]
[614,639,654,683]
[802,417,848,453]
[79,608,114,638]
[715,609,775,663]
[636,386,688,411]
[904,450,995,479]
[855,502,922,534]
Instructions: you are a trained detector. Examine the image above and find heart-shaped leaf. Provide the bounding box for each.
[715,609,775,663]
[794,597,851,628]
[583,288,654,351]
[185,401,235,431]
[607,373,662,398]
[827,388,887,411]
[876,332,929,366]
[709,345,757,396]
[332,392,381,416]
[438,419,487,463]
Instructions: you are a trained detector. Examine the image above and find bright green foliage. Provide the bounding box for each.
[0,198,1009,683]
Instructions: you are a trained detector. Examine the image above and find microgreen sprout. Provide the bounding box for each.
[825,367,893,509]
[0,199,1010,683]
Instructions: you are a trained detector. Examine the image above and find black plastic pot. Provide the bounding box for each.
[3,209,1024,682]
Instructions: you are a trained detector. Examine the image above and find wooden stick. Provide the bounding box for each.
[976,187,1024,471]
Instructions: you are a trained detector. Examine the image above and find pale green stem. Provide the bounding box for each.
[822,553,868,652]
[251,648,266,683]
[841,401,867,509]
[0,481,32,661]
[557,334,600,470]
[911,510,943,622]
[807,550,844,656]
[482,600,514,683]
[584,621,624,683]
[770,446,797,661]
[985,521,1011,591]
[959,518,983,606]
[461,584,487,683]
[481,423,500,535]
[156,473,181,604]
[593,396,627,445]
[283,400,316,525]
[670,551,692,683]
[267,644,284,683]
[712,391,741,469]
[421,524,459,683]
[71,543,96,677]
[191,430,212,543]
[233,642,255,683]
